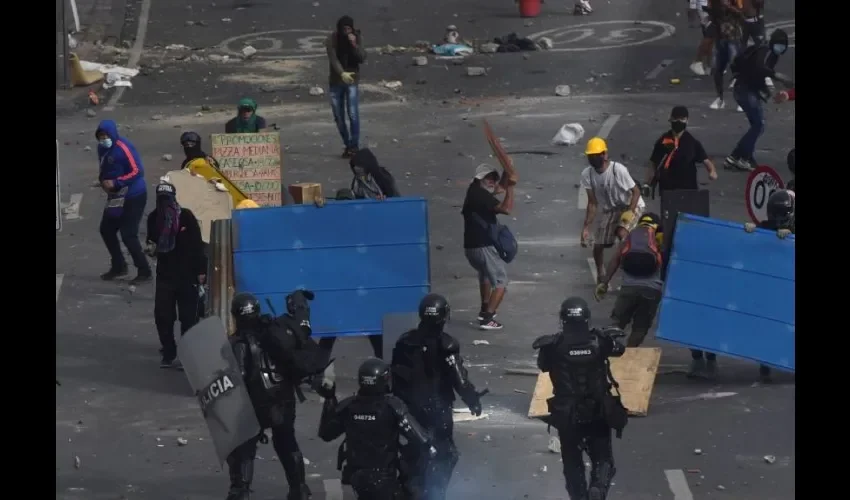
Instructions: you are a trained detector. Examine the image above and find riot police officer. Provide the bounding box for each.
[532,297,627,500]
[226,291,329,500]
[318,358,437,500]
[390,293,484,500]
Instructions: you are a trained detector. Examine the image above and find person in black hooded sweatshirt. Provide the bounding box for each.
[349,148,401,200]
[326,16,368,159]
[146,182,207,369]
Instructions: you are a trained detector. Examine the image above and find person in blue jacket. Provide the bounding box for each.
[96,120,152,283]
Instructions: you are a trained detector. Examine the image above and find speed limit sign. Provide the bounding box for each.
[745,165,785,223]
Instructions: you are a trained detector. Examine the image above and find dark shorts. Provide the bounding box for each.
[611,286,662,333]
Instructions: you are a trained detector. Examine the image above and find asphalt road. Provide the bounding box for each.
[57,83,795,498]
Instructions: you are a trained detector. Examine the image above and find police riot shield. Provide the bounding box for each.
[178,317,261,465]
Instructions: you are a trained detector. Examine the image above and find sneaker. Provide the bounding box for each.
[341,148,353,159]
[728,78,736,89]
[764,77,774,88]
[687,358,706,379]
[709,98,725,110]
[479,318,504,330]
[724,156,753,171]
[736,105,744,112]
[100,265,129,281]
[160,355,179,369]
[689,61,706,76]
[477,311,498,321]
[130,271,153,285]
[174,358,184,371]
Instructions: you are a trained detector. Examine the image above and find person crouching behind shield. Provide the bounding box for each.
[594,213,664,348]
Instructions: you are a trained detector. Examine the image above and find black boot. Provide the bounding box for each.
[281,452,311,500]
[225,457,253,500]
[588,463,615,500]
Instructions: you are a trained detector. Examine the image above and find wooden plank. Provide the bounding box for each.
[528,347,663,419]
[210,132,283,206]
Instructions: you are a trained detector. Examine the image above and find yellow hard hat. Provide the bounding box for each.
[585,137,608,155]
[235,199,260,209]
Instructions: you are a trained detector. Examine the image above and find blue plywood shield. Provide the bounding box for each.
[657,214,795,372]
[232,198,431,337]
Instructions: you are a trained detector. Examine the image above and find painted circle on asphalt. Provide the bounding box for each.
[218,29,331,60]
[528,20,675,52]
[745,165,785,224]
[765,21,795,49]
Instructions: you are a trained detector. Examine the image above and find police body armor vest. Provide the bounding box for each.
[246,334,284,392]
[620,226,663,278]
[549,335,611,423]
[392,331,455,407]
[341,395,401,472]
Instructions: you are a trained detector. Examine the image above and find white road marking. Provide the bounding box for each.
[63,193,83,220]
[105,0,152,110]
[56,274,64,303]
[323,478,344,500]
[668,391,738,403]
[665,469,695,500]
[528,20,676,52]
[518,236,582,247]
[587,257,598,283]
[645,59,674,80]
[579,114,621,209]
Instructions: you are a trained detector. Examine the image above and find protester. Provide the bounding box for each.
[724,28,792,171]
[580,137,645,285]
[326,16,367,159]
[146,183,207,369]
[349,148,400,200]
[688,0,713,76]
[225,98,267,133]
[709,1,745,110]
[645,106,718,201]
[462,164,516,330]
[96,119,152,283]
[179,131,249,207]
[741,0,766,47]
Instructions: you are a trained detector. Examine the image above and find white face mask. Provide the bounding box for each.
[99,138,113,148]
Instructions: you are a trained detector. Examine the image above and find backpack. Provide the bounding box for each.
[471,212,519,263]
[620,226,663,278]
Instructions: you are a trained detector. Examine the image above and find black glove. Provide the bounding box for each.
[462,388,483,416]
[316,382,336,400]
[286,289,315,315]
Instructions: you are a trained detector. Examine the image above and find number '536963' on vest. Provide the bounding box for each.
[620,226,663,278]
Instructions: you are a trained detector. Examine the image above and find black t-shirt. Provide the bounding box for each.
[462,181,500,249]
[649,130,708,192]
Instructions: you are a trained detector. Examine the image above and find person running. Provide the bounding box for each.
[709,0,745,110]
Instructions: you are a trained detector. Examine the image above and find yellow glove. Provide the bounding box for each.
[620,210,635,225]
[777,229,792,239]
[594,283,609,302]
[744,222,757,233]
[341,72,356,84]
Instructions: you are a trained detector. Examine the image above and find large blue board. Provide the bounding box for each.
[657,214,795,372]
[232,198,431,337]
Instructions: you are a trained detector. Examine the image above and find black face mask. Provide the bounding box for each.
[587,155,605,171]
[671,121,687,133]
[183,145,202,159]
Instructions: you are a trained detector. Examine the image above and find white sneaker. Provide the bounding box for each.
[764,77,774,88]
[729,78,736,89]
[736,105,743,112]
[710,98,725,110]
[690,61,707,76]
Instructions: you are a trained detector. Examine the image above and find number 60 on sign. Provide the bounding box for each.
[745,165,785,224]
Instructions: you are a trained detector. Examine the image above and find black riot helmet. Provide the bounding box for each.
[786,148,795,175]
[766,190,794,224]
[231,292,261,323]
[559,297,591,335]
[418,293,451,330]
[357,358,391,395]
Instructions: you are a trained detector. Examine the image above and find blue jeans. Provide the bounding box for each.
[713,40,739,97]
[731,86,765,162]
[329,84,360,149]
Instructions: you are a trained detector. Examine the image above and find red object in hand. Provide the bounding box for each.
[518,0,541,18]
[786,88,795,101]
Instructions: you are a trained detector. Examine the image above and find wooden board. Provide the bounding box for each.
[165,169,233,243]
[528,347,662,419]
[288,183,323,205]
[210,132,283,206]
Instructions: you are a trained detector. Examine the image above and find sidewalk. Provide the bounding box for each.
[56,0,125,114]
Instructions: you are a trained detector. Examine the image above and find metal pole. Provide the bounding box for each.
[61,0,71,89]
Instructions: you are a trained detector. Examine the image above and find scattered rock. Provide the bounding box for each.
[176,437,188,446]
[242,46,258,58]
[184,20,195,26]
[472,340,490,346]
[539,465,548,473]
[537,37,554,50]
[85,109,97,118]
[151,114,165,121]
[716,485,726,491]
[303,457,311,465]
[435,244,444,250]
[412,56,428,66]
[312,1,319,6]
[165,44,190,51]
[693,448,703,455]
[483,434,492,442]
[443,135,452,143]
[207,54,228,62]
[83,146,92,152]
[416,79,427,85]
[414,40,431,49]
[522,53,530,60]
[479,43,499,54]
[554,85,571,97]
[308,86,325,96]
[763,455,776,464]
[74,455,81,469]
[221,18,232,23]
[548,436,561,453]
[466,67,486,77]
[195,112,203,117]
[162,154,173,161]
[201,104,212,111]
[382,80,403,90]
